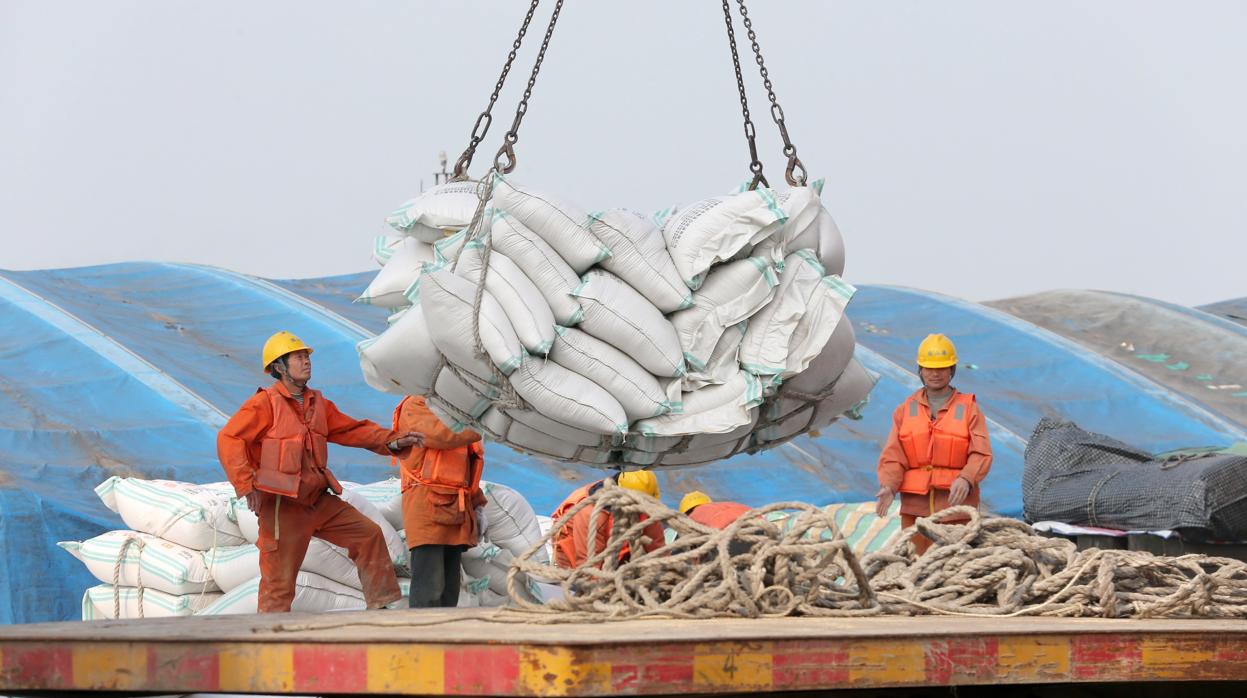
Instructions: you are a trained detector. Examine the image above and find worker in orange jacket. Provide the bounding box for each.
[217,331,423,612]
[875,334,993,554]
[392,395,486,608]
[678,491,750,529]
[551,471,665,569]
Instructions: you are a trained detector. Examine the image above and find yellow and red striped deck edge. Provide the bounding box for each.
[2,611,1246,694]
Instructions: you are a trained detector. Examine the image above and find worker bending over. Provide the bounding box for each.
[393,395,486,608]
[679,491,750,529]
[552,471,665,568]
[217,331,422,612]
[875,334,992,554]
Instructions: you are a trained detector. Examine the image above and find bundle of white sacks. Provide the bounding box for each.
[359,175,877,466]
[64,477,550,619]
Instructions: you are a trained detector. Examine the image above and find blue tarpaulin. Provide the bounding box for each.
[0,263,1241,624]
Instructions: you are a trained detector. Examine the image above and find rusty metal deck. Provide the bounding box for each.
[2,609,1246,695]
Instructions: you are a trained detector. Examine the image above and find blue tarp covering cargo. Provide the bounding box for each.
[0,262,1242,624]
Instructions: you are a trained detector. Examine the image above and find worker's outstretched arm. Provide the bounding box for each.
[323,398,400,456]
[957,401,993,485]
[399,397,481,450]
[216,393,271,497]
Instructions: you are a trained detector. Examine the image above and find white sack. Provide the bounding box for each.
[661,188,787,289]
[357,302,442,396]
[421,269,525,381]
[485,407,603,447]
[509,355,629,436]
[683,322,746,391]
[480,410,611,463]
[634,371,764,437]
[386,180,483,242]
[751,185,822,267]
[59,530,217,596]
[371,234,404,267]
[670,258,778,373]
[759,359,877,444]
[549,326,674,422]
[95,477,245,551]
[82,585,221,620]
[781,309,857,396]
[781,269,856,379]
[588,209,692,312]
[339,489,408,569]
[356,237,437,308]
[203,544,259,593]
[570,270,685,378]
[739,250,829,376]
[789,205,845,276]
[231,497,258,543]
[345,478,403,532]
[490,212,584,325]
[460,544,512,596]
[481,480,547,563]
[455,241,557,355]
[492,174,610,272]
[432,366,496,425]
[197,571,365,615]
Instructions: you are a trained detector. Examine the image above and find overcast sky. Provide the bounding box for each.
[2,1,1244,305]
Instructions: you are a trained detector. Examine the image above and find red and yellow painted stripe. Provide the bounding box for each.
[2,632,1247,695]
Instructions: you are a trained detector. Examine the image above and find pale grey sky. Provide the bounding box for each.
[2,1,1244,305]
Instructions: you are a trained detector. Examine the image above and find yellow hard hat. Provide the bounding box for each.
[678,490,712,515]
[616,470,660,499]
[262,331,313,371]
[916,333,958,369]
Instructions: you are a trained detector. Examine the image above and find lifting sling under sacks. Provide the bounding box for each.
[897,392,975,499]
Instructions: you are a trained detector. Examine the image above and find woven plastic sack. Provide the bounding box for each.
[59,530,218,595]
[385,180,483,242]
[588,208,692,312]
[739,250,836,376]
[196,571,364,615]
[421,269,525,381]
[789,205,845,276]
[661,188,787,289]
[357,302,442,396]
[670,257,778,373]
[751,185,822,267]
[549,325,675,422]
[95,477,245,550]
[490,212,584,325]
[82,584,220,620]
[509,355,629,436]
[455,240,557,355]
[356,237,437,308]
[570,270,685,378]
[492,173,610,272]
[634,371,764,437]
[683,322,746,391]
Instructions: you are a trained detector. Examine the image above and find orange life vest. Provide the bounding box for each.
[392,396,482,513]
[897,391,976,496]
[689,501,751,530]
[256,385,334,497]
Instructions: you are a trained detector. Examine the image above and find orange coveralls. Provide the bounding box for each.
[217,381,403,612]
[552,481,665,569]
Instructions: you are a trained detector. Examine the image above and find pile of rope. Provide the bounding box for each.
[507,485,1247,621]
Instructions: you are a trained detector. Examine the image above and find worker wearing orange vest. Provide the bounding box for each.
[217,332,423,612]
[678,491,750,529]
[392,395,486,608]
[551,471,665,569]
[875,334,993,554]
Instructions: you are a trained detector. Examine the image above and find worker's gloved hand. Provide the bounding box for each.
[388,431,425,452]
[874,486,895,518]
[244,489,263,513]
[947,477,972,506]
[475,506,488,543]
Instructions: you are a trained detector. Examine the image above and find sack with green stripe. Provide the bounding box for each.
[95,477,245,551]
[60,530,217,596]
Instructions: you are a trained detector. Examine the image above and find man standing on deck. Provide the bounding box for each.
[874,334,993,554]
[217,331,423,612]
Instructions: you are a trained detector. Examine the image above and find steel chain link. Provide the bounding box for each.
[735,0,807,186]
[721,0,767,189]
[493,0,565,174]
[451,0,543,180]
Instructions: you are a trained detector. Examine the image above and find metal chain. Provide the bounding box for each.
[735,0,808,186]
[493,0,565,174]
[721,0,767,190]
[450,0,543,181]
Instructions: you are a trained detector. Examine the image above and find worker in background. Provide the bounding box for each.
[875,334,992,555]
[217,331,423,613]
[552,471,665,568]
[393,395,486,608]
[679,491,750,529]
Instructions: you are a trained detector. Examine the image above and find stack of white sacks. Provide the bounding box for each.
[359,175,876,466]
[62,476,550,619]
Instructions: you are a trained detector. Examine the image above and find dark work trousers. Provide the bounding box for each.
[408,544,463,608]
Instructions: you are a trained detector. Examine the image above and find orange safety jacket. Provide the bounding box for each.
[896,392,976,517]
[392,397,482,508]
[256,385,337,498]
[689,501,751,530]
[393,396,486,548]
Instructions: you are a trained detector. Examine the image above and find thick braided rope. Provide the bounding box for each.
[508,495,1247,621]
[113,535,146,620]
